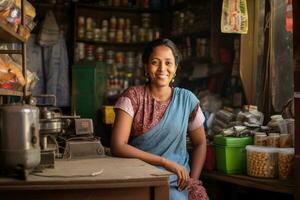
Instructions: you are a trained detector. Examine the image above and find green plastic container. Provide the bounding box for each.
[213,135,253,174]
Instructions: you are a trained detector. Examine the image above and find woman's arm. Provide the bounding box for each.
[188,125,207,179]
[111,109,189,190]
[111,109,165,166]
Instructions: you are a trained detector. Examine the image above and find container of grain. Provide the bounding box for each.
[246,145,278,178]
[266,133,280,147]
[254,132,267,146]
[278,148,294,180]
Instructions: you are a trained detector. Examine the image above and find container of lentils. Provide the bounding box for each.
[254,132,267,146]
[246,145,278,178]
[278,148,294,180]
[266,133,280,147]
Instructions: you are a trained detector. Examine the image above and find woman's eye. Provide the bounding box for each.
[151,60,159,65]
[166,61,173,66]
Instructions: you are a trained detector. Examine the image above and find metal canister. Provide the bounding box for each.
[0,104,40,170]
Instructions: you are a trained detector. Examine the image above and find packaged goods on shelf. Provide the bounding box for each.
[0,0,36,39]
[0,54,25,86]
[76,15,160,44]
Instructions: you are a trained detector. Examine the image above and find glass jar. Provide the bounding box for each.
[116,29,124,43]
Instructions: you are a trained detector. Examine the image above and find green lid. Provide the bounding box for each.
[213,134,253,147]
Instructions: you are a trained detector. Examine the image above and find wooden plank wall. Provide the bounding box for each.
[293,0,300,199]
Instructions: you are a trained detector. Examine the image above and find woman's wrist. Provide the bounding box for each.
[160,157,167,167]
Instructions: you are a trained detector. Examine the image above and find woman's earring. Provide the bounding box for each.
[171,73,176,83]
[145,72,149,82]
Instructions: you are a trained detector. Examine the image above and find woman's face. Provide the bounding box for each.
[145,45,177,87]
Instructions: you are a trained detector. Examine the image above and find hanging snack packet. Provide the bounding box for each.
[221,0,248,34]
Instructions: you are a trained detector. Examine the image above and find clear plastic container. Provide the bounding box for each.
[266,133,280,147]
[278,148,294,180]
[279,134,293,148]
[254,132,267,146]
[246,145,278,178]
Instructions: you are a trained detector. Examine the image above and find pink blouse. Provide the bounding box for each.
[115,85,205,136]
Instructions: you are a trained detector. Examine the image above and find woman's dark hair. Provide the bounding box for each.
[142,38,181,66]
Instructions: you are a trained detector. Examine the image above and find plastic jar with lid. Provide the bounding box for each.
[278,148,294,180]
[279,134,293,148]
[246,145,278,178]
[266,133,280,147]
[254,132,267,146]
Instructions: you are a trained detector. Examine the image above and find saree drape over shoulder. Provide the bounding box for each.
[129,87,199,200]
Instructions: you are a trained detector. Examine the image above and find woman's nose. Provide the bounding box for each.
[158,63,166,71]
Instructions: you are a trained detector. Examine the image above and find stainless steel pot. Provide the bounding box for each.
[0,103,40,170]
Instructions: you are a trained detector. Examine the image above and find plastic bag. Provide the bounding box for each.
[221,0,248,34]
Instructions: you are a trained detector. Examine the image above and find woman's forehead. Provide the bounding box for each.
[151,46,175,58]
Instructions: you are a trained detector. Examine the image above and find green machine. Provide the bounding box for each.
[72,61,107,134]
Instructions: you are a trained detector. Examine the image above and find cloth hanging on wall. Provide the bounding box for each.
[37,10,60,47]
[27,34,70,107]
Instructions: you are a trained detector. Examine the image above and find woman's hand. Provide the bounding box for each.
[162,158,189,191]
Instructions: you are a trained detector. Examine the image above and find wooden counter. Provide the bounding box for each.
[201,170,295,195]
[0,157,171,200]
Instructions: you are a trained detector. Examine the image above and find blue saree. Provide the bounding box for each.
[129,87,199,200]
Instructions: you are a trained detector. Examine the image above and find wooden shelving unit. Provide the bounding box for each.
[0,0,28,97]
[0,21,26,43]
[77,3,162,13]
[201,170,295,194]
